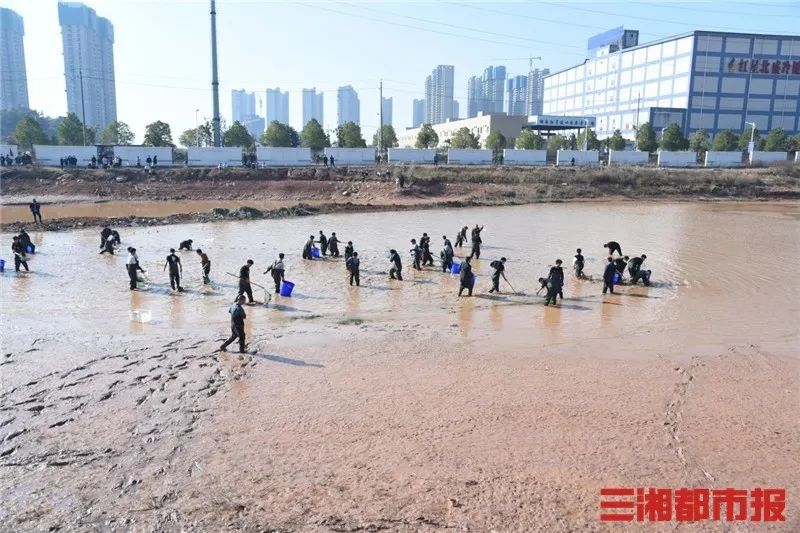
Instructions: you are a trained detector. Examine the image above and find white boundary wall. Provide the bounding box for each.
[657,151,699,167]
[556,150,599,166]
[324,148,376,165]
[388,148,436,164]
[34,145,97,166]
[188,147,243,166]
[257,147,312,166]
[447,149,492,165]
[749,151,788,165]
[0,144,19,156]
[114,146,173,166]
[796,152,800,163]
[704,151,743,167]
[608,150,649,166]
[502,149,547,165]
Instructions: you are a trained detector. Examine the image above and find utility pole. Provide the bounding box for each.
[378,80,383,164]
[79,69,87,146]
[210,0,221,147]
[634,92,641,150]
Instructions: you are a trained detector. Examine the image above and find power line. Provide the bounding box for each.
[627,1,797,18]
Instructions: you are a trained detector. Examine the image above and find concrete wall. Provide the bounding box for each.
[749,151,788,165]
[257,147,312,166]
[447,148,492,165]
[704,151,743,167]
[608,150,649,166]
[388,148,436,164]
[556,150,599,166]
[324,148,376,165]
[187,147,243,166]
[0,144,19,156]
[113,146,173,166]
[34,145,98,166]
[657,151,699,167]
[502,149,547,166]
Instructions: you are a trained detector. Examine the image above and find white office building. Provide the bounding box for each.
[302,88,324,127]
[58,2,117,132]
[266,87,289,125]
[543,28,800,139]
[337,85,360,126]
[0,7,29,111]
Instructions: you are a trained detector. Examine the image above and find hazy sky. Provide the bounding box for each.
[3,0,799,143]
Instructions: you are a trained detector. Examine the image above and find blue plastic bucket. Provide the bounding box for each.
[450,262,461,274]
[613,272,621,284]
[26,245,33,254]
[311,247,321,258]
[472,275,477,286]
[280,280,295,297]
[0,259,4,272]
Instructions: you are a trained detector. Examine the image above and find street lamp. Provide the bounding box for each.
[582,118,590,151]
[195,109,200,147]
[745,121,757,153]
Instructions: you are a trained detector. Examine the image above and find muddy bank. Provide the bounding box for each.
[1,164,799,231]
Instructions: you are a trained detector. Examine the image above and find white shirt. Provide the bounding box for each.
[126,253,138,266]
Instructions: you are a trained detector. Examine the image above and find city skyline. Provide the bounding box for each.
[0,1,797,143]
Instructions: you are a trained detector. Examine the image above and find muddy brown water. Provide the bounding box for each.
[2,201,798,390]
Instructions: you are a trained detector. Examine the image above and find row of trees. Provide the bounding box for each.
[12,112,137,150]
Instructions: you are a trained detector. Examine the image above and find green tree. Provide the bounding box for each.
[763,127,789,152]
[515,130,545,150]
[14,116,49,150]
[179,122,212,148]
[2,109,61,145]
[711,130,739,151]
[300,119,330,151]
[99,120,134,145]
[689,129,711,157]
[739,125,761,151]
[372,125,398,149]
[58,112,94,145]
[547,134,569,152]
[143,120,174,147]
[223,121,255,149]
[261,121,300,147]
[660,123,689,151]
[484,130,507,155]
[607,129,627,151]
[415,124,438,148]
[335,121,366,148]
[787,133,800,152]
[635,122,658,153]
[577,128,601,150]
[450,127,480,149]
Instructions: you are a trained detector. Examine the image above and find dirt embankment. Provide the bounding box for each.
[1,164,798,231]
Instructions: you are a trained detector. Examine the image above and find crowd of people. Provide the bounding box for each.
[1,150,33,166]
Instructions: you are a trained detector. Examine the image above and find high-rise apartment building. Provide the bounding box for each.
[482,65,506,114]
[507,75,528,116]
[526,68,550,115]
[231,89,256,123]
[58,2,117,132]
[424,65,455,125]
[452,100,459,120]
[266,87,289,124]
[381,96,393,127]
[302,88,324,126]
[0,8,29,111]
[337,85,360,125]
[467,76,482,118]
[412,98,425,127]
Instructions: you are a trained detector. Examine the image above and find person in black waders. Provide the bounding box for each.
[469,224,484,259]
[100,226,112,250]
[303,235,315,259]
[410,239,421,270]
[220,295,247,353]
[602,256,617,294]
[328,232,340,257]
[344,241,355,261]
[99,231,115,255]
[421,233,434,266]
[488,257,507,293]
[127,247,145,290]
[458,256,474,297]
[163,248,184,292]
[388,249,403,280]
[238,259,255,303]
[318,230,329,256]
[604,241,623,257]
[197,249,211,284]
[264,253,285,293]
[440,235,454,273]
[545,259,564,306]
[11,236,29,272]
[573,248,585,279]
[346,251,360,286]
[178,239,193,251]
